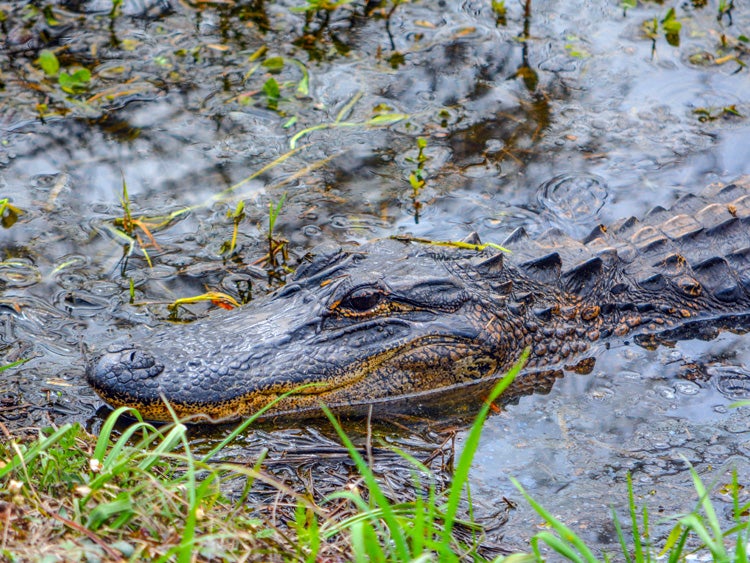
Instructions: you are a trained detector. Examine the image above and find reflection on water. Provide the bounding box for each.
[1,0,750,554]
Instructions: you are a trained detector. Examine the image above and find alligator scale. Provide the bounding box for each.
[88,179,750,422]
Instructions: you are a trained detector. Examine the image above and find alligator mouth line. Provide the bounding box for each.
[97,335,479,423]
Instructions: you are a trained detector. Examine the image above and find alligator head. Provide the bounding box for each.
[87,239,529,422]
[88,179,750,422]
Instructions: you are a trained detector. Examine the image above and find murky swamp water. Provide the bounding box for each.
[2,0,750,554]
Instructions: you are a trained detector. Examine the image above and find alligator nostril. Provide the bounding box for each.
[88,346,164,385]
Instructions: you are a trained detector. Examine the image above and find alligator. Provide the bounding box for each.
[87,178,750,422]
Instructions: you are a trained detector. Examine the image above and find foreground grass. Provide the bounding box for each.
[1,353,748,561]
[0,354,523,562]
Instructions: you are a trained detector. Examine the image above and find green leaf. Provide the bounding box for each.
[263,77,280,110]
[38,50,60,76]
[663,19,681,33]
[262,56,284,73]
[70,68,91,82]
[662,7,678,24]
[288,58,310,96]
[409,172,424,192]
[59,68,91,93]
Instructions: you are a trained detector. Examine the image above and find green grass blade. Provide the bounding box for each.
[688,466,725,551]
[611,507,633,563]
[0,358,28,373]
[200,383,320,463]
[531,531,585,562]
[659,523,685,559]
[335,90,362,123]
[493,554,537,563]
[441,348,529,544]
[733,469,742,522]
[678,514,723,558]
[735,527,748,563]
[666,526,689,563]
[322,406,410,561]
[86,496,133,530]
[511,477,600,563]
[137,423,186,471]
[350,518,385,563]
[626,473,646,563]
[0,424,75,480]
[93,406,146,461]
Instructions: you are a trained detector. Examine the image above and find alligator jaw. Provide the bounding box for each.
[87,333,495,423]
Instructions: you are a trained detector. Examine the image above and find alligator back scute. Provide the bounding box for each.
[519,252,563,285]
[692,257,742,302]
[660,214,703,241]
[592,178,750,306]
[516,178,750,307]
[726,248,750,294]
[562,256,605,296]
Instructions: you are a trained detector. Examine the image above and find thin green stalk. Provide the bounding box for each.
[511,477,600,563]
[322,406,410,560]
[441,348,529,544]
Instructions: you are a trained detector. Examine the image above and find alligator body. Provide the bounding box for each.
[88,179,750,422]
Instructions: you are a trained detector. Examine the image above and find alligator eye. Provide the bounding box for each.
[341,287,384,312]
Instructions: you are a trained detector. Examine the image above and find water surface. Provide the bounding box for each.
[2,0,750,554]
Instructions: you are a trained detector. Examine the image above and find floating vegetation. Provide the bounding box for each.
[641,8,682,49]
[391,234,510,254]
[693,104,744,122]
[168,291,241,315]
[0,199,24,229]
[112,177,159,269]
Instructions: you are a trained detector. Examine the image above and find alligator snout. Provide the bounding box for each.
[88,343,165,393]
